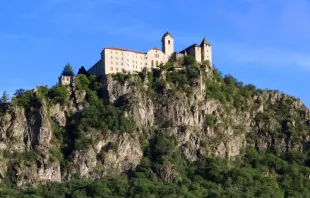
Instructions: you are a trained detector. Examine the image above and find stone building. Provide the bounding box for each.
[88,31,212,76]
[59,76,75,86]
[179,37,212,65]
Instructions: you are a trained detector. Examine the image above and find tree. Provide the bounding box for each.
[184,55,197,66]
[77,66,89,76]
[14,89,26,96]
[0,91,9,103]
[61,64,75,76]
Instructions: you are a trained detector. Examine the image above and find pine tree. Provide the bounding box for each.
[61,64,75,76]
[77,66,89,76]
[0,91,9,103]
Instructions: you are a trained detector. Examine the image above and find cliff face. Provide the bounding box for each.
[0,67,309,186]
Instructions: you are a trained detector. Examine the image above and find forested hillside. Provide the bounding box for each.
[0,56,310,197]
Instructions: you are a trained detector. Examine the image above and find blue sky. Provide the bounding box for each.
[1,0,310,107]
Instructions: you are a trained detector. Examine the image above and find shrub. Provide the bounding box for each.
[50,147,64,162]
[36,86,49,101]
[204,114,216,128]
[48,85,70,104]
[114,73,129,84]
[161,120,173,128]
[75,74,90,91]
[184,55,197,66]
[78,104,136,133]
[224,75,237,87]
[166,71,188,91]
[11,90,35,109]
[186,65,200,79]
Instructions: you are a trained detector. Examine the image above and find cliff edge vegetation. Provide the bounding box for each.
[0,56,310,197]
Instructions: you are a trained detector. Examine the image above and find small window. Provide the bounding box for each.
[168,40,170,45]
[116,68,118,71]
[111,56,113,59]
[116,62,118,65]
[111,67,113,70]
[156,61,158,66]
[111,61,113,64]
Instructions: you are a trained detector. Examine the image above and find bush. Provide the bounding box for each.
[184,55,197,66]
[224,75,237,87]
[204,114,216,128]
[114,73,129,84]
[48,85,70,104]
[75,74,90,91]
[50,147,64,162]
[36,86,49,101]
[78,104,136,133]
[166,71,188,91]
[186,65,200,79]
[11,90,35,109]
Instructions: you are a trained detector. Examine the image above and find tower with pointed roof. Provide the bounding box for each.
[200,37,212,65]
[161,31,174,58]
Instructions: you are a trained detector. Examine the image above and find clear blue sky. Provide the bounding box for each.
[1,0,310,107]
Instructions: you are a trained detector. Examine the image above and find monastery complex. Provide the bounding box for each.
[88,31,213,76]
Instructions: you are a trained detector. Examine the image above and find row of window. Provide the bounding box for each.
[151,60,162,67]
[110,61,147,66]
[110,66,144,71]
[109,61,162,71]
[108,51,148,59]
[110,55,147,60]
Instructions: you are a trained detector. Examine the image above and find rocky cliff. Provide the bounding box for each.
[0,64,309,187]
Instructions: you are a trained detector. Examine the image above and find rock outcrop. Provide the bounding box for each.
[0,69,309,186]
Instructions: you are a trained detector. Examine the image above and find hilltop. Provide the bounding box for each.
[0,56,310,197]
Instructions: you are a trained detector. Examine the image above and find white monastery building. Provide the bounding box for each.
[88,32,212,76]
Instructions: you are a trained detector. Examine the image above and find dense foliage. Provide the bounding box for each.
[1,57,310,197]
[1,146,310,197]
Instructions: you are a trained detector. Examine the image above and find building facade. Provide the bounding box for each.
[88,32,212,76]
[179,38,212,65]
[59,76,75,86]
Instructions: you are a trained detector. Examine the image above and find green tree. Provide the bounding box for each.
[62,64,75,76]
[14,89,25,97]
[77,66,89,76]
[0,91,9,103]
[48,85,70,104]
[184,55,197,66]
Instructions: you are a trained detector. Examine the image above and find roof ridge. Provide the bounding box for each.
[105,47,146,54]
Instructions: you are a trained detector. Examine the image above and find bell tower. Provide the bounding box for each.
[161,31,174,58]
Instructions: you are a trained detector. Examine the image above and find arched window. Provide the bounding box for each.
[151,60,154,67]
[168,40,170,45]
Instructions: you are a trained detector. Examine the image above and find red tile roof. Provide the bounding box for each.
[105,47,146,54]
[152,47,160,51]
